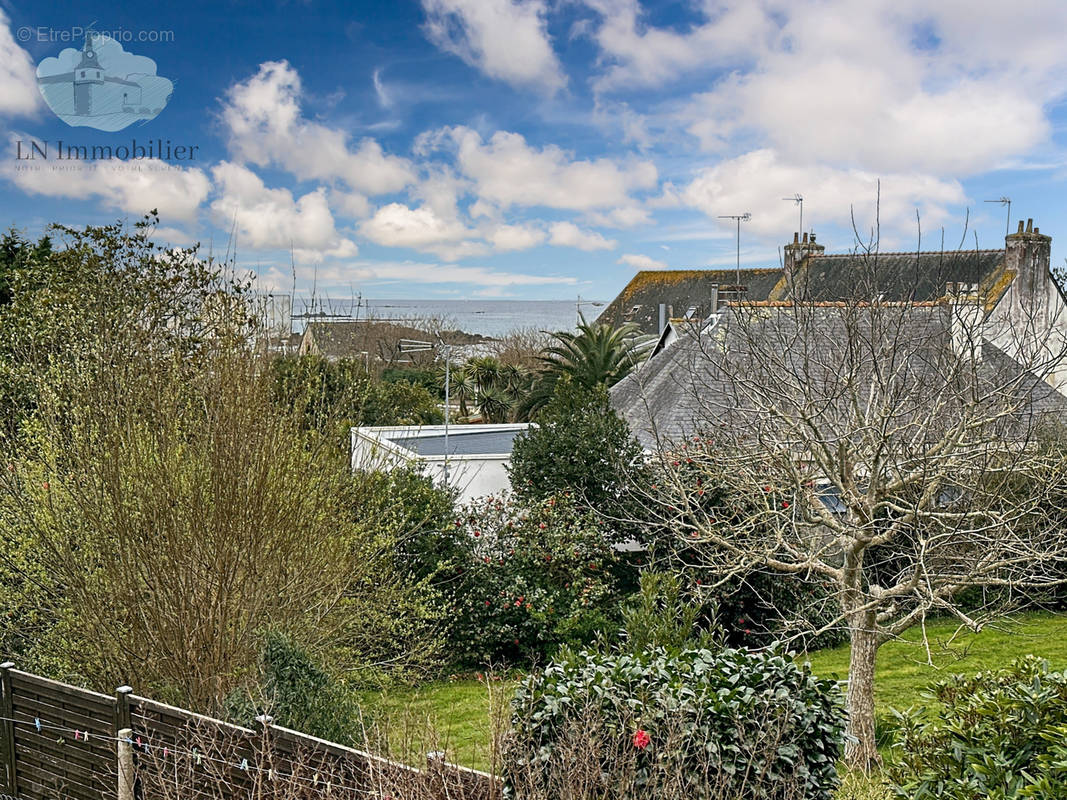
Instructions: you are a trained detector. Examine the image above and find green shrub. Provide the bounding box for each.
[505,647,845,800]
[508,379,650,543]
[887,655,1067,799]
[446,494,640,665]
[224,632,364,746]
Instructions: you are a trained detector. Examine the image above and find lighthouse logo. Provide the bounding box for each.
[36,32,173,132]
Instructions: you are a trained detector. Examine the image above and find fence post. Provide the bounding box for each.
[0,663,16,799]
[113,685,133,737]
[117,728,134,800]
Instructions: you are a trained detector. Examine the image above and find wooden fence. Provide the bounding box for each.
[0,663,500,800]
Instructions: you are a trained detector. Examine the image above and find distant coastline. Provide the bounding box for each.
[358,298,605,338]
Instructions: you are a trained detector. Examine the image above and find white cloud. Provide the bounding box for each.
[618,253,668,270]
[489,223,546,251]
[211,161,356,255]
[548,221,617,251]
[222,61,415,195]
[5,151,209,221]
[0,11,42,116]
[582,0,774,92]
[359,202,487,260]
[145,225,196,246]
[353,259,576,287]
[673,1,1067,177]
[583,205,651,228]
[421,0,566,93]
[682,149,966,243]
[262,258,577,290]
[442,126,657,211]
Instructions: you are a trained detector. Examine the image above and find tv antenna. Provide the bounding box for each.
[782,194,803,238]
[717,213,751,286]
[984,197,1011,237]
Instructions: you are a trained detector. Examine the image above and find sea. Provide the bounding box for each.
[357,298,606,338]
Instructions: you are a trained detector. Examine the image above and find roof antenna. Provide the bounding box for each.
[984,197,1011,238]
[717,212,751,287]
[782,193,803,239]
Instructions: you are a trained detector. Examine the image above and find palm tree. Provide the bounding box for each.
[518,316,650,419]
[475,384,511,423]
[444,367,476,419]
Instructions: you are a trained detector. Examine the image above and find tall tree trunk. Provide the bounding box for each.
[844,612,881,772]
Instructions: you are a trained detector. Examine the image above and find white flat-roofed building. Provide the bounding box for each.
[350,423,534,503]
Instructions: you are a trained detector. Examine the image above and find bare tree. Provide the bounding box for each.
[623,224,1067,770]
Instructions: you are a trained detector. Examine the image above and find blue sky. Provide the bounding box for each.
[2,0,1067,301]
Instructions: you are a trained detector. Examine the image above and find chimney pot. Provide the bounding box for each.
[793,232,799,244]
[810,233,816,243]
[1034,227,1040,234]
[802,232,809,244]
[1017,220,1025,234]
[1027,218,1033,233]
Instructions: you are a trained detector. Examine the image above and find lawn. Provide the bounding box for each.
[365,611,1067,772]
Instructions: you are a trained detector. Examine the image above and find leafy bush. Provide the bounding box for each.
[887,655,1067,800]
[648,445,847,650]
[508,378,650,542]
[615,571,718,654]
[445,494,641,665]
[506,647,845,800]
[225,632,364,746]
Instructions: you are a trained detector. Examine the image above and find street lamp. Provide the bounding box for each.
[575,295,604,327]
[717,213,752,287]
[398,338,453,485]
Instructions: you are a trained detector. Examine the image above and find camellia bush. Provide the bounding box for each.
[887,656,1067,800]
[505,647,845,800]
[445,494,640,665]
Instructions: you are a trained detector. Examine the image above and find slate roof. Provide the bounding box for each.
[790,250,1008,303]
[611,306,1067,450]
[300,321,487,361]
[598,269,786,335]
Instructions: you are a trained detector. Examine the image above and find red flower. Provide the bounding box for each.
[632,729,651,750]
[538,523,546,529]
[485,600,491,606]
[473,530,481,537]
[42,481,50,490]
[782,501,790,509]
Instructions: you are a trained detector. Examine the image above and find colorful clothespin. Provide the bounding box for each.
[135,736,142,748]
[163,747,169,758]
[239,758,248,771]
[74,730,81,741]
[34,718,40,732]
[313,773,320,786]
[267,768,274,781]
[84,731,89,742]
[193,747,202,766]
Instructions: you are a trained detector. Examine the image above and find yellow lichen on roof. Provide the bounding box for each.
[618,268,780,304]
[984,268,1016,312]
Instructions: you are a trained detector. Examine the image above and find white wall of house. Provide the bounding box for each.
[350,423,531,504]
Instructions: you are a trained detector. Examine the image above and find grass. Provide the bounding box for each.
[364,611,1067,773]
[800,611,1067,715]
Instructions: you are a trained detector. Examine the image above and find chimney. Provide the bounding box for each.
[783,230,825,276]
[658,303,667,334]
[1004,218,1052,303]
[709,283,720,314]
